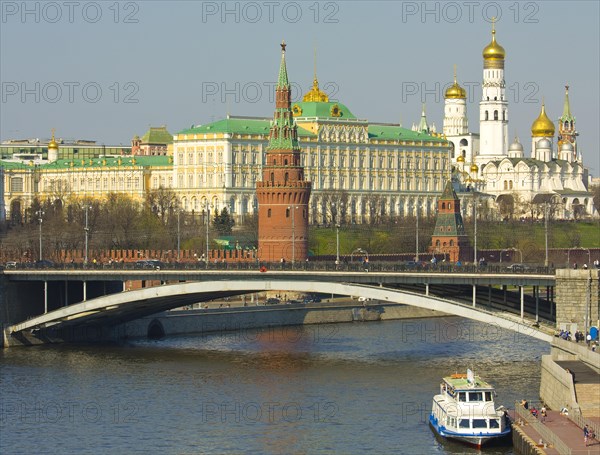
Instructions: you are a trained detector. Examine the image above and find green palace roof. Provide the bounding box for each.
[177,117,314,137]
[141,126,173,144]
[367,124,447,143]
[177,115,448,144]
[0,155,171,170]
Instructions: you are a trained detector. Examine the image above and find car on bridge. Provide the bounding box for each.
[506,263,532,272]
[34,259,56,268]
[402,261,429,270]
[4,261,17,269]
[135,260,164,270]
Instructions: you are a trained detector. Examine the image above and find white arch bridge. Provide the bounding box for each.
[5,278,554,346]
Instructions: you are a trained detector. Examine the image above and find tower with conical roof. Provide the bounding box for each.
[256,41,311,263]
[429,181,472,263]
[557,85,578,161]
[479,18,508,161]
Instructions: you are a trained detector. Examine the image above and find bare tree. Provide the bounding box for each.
[321,189,349,225]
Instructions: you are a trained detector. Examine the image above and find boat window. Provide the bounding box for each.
[459,419,470,428]
[469,392,483,402]
[458,392,466,402]
[489,419,500,428]
[473,419,487,429]
[485,392,492,401]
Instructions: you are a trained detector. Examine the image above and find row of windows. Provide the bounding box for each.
[484,110,506,121]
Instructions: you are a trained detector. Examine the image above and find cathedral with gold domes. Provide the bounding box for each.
[445,19,596,220]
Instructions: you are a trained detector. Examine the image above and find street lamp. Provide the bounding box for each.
[336,224,341,265]
[203,202,213,268]
[84,205,91,265]
[415,203,422,261]
[36,209,44,261]
[473,198,479,264]
[288,205,298,265]
[177,209,181,262]
[544,202,549,267]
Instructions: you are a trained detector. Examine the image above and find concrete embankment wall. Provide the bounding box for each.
[539,354,578,413]
[511,426,546,455]
[118,303,443,340]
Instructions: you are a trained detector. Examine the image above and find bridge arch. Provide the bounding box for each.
[8,280,553,343]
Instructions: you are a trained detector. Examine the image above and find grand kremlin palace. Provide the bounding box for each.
[1,79,451,224]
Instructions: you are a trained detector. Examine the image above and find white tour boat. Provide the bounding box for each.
[429,369,511,447]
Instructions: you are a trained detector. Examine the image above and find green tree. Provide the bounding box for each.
[213,207,235,236]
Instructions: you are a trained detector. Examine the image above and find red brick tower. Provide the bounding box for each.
[256,41,311,262]
[429,181,472,263]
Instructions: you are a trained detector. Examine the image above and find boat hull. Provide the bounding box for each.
[429,414,511,448]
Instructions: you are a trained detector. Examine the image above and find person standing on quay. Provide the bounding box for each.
[584,424,590,447]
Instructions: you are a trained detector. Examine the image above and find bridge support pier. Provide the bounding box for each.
[83,281,87,301]
[425,284,429,296]
[520,286,524,321]
[44,281,48,314]
[472,285,476,307]
[535,286,539,322]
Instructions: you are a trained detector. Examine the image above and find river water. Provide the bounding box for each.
[1,316,547,455]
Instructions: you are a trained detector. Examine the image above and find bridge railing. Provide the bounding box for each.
[1,260,556,275]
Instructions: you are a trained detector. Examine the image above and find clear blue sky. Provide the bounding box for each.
[1,1,598,174]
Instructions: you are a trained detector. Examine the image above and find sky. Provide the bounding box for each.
[1,1,599,174]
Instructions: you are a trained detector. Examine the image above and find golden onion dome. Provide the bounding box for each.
[531,103,555,137]
[445,65,466,99]
[445,81,467,99]
[457,155,465,163]
[303,77,329,103]
[483,19,505,61]
[48,129,59,150]
[470,163,479,173]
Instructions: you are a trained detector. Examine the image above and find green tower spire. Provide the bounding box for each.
[277,40,289,89]
[559,85,574,122]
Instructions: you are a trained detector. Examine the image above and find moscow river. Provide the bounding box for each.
[1,316,548,455]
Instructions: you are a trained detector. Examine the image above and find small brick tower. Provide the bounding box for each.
[256,41,311,262]
[429,181,472,263]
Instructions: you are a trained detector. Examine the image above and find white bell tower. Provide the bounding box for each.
[479,18,508,161]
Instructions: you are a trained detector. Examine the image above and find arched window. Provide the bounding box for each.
[267,209,272,218]
[270,173,274,184]
[450,240,454,246]
[503,110,506,121]
[284,159,288,165]
[436,240,440,247]
[503,180,508,190]
[448,203,452,210]
[494,110,498,120]
[509,181,513,190]
[485,111,489,121]
[286,208,290,218]
[284,172,289,184]
[442,202,446,209]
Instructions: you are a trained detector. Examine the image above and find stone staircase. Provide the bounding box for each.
[575,382,600,419]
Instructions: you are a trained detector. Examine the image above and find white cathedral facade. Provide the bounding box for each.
[443,20,596,220]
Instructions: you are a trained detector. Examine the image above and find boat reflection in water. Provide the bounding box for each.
[429,369,511,448]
